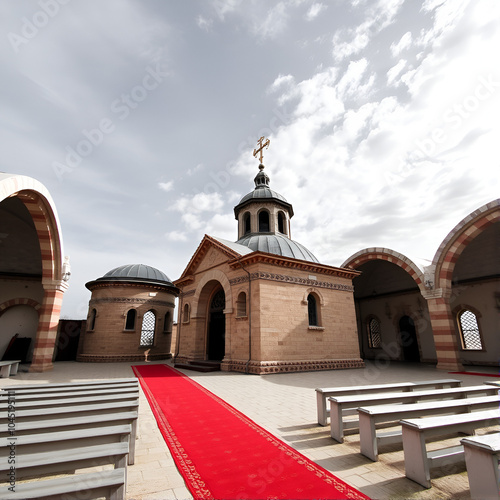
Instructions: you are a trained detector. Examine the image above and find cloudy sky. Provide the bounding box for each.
[1,0,499,318]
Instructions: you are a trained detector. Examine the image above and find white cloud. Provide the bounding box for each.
[259,2,288,40]
[158,181,174,192]
[171,192,225,214]
[165,230,188,242]
[306,3,326,21]
[196,15,213,32]
[390,31,413,57]
[387,59,407,85]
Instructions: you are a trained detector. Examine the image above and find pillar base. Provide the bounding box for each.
[29,361,54,373]
[436,360,464,371]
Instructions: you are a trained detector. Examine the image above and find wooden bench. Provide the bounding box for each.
[329,384,498,442]
[0,361,21,378]
[401,409,500,488]
[0,399,139,465]
[315,379,462,426]
[0,436,129,499]
[358,394,500,460]
[2,377,138,392]
[461,432,500,500]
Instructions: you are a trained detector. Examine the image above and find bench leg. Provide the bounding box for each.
[128,417,137,465]
[463,444,500,500]
[0,366,11,378]
[9,363,19,376]
[330,402,344,443]
[403,426,431,488]
[317,392,327,426]
[359,413,378,461]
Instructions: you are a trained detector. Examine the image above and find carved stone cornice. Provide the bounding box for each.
[229,272,354,292]
[89,297,175,308]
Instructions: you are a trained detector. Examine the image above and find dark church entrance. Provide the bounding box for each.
[207,288,225,361]
[399,315,420,362]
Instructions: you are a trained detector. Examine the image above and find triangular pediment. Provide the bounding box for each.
[175,235,246,284]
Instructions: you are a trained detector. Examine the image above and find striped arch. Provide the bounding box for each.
[342,248,425,292]
[0,298,41,316]
[193,269,233,316]
[0,174,65,281]
[432,199,500,292]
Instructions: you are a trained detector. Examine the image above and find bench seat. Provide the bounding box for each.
[2,378,138,391]
[358,394,500,460]
[0,467,126,500]
[315,379,462,426]
[0,361,21,378]
[329,384,498,442]
[461,433,500,500]
[401,409,500,488]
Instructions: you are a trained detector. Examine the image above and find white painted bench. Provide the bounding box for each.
[0,399,139,464]
[0,438,129,499]
[401,409,500,488]
[461,432,500,500]
[358,394,500,460]
[0,385,139,402]
[315,379,462,426]
[0,468,126,500]
[0,360,21,378]
[2,377,138,391]
[329,384,498,442]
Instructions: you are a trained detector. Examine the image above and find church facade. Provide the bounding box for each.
[173,163,365,374]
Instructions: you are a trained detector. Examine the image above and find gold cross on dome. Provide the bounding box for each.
[253,136,270,164]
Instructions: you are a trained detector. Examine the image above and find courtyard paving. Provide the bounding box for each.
[1,360,499,499]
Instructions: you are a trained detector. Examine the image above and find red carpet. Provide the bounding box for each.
[133,364,369,500]
[449,371,500,378]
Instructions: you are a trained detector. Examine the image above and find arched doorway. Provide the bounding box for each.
[207,288,225,361]
[399,315,420,362]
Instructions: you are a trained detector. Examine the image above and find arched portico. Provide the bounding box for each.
[0,173,68,372]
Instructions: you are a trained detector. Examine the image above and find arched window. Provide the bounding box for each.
[163,311,172,333]
[125,309,136,331]
[307,294,318,326]
[278,212,286,234]
[140,310,156,346]
[243,212,251,234]
[458,309,483,350]
[88,308,97,331]
[183,303,190,323]
[258,210,270,232]
[367,317,382,348]
[236,291,247,317]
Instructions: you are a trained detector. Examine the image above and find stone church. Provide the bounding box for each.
[173,158,365,374]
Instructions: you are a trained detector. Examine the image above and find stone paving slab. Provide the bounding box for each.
[1,360,498,499]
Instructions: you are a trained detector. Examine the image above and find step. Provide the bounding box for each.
[174,362,221,373]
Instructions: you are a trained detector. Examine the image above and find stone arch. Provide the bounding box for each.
[0,173,68,372]
[0,298,41,316]
[432,199,500,292]
[301,287,326,306]
[193,269,233,317]
[342,248,425,292]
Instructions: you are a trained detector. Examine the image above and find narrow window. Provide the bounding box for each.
[258,210,270,232]
[244,212,251,234]
[236,292,247,317]
[140,310,156,346]
[307,294,318,326]
[125,309,136,330]
[163,311,172,333]
[368,318,382,348]
[458,310,483,350]
[278,212,286,234]
[88,308,97,331]
[183,303,190,323]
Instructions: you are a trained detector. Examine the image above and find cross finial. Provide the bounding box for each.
[253,136,270,164]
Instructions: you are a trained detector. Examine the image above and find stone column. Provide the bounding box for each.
[423,288,463,371]
[30,279,68,372]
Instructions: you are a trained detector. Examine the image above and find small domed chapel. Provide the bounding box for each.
[173,160,365,374]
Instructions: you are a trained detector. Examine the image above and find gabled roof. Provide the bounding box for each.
[174,235,251,286]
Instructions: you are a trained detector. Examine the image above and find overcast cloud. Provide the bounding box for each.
[1,0,498,318]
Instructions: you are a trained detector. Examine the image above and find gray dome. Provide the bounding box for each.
[87,264,175,289]
[236,234,319,263]
[238,186,289,205]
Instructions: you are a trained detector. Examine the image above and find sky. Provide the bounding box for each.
[1,0,499,319]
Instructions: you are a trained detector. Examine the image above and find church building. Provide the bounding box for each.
[173,141,365,374]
